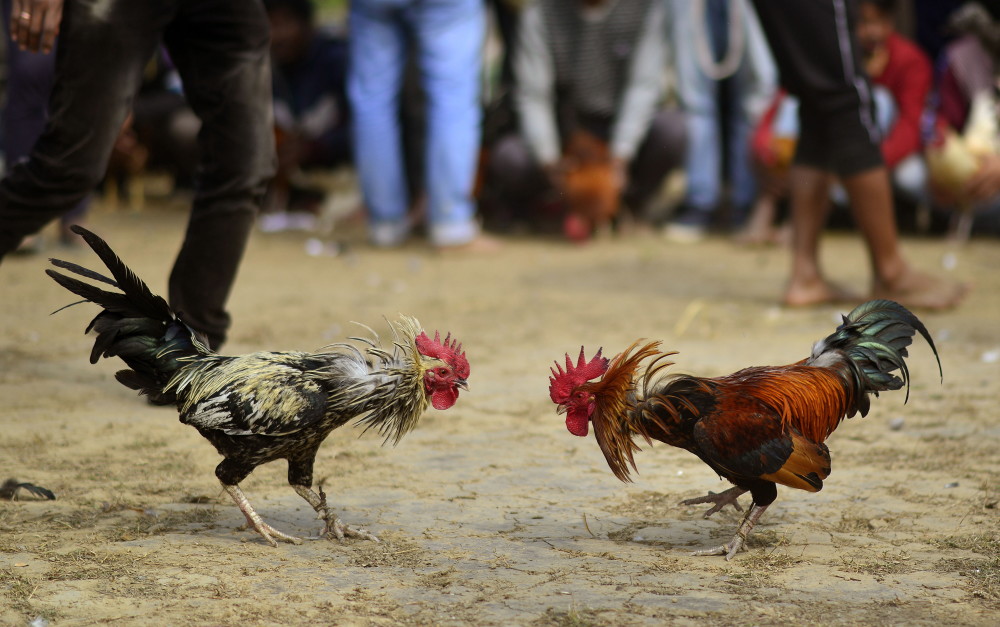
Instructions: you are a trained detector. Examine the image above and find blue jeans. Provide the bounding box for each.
[348,0,484,246]
[670,0,775,221]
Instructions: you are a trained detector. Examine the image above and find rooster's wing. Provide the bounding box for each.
[690,388,832,493]
[171,352,334,436]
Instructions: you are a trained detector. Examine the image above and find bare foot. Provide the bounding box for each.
[435,234,503,254]
[735,223,779,246]
[13,234,43,255]
[872,267,969,311]
[783,278,860,308]
[772,223,792,247]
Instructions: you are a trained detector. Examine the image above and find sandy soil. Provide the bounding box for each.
[1,201,997,626]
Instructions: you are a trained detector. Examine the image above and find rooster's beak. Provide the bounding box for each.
[555,404,568,415]
[455,378,469,391]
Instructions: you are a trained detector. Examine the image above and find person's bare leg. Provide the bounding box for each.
[735,194,779,246]
[841,167,967,310]
[783,165,857,306]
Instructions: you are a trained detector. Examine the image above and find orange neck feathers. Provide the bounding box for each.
[587,341,675,482]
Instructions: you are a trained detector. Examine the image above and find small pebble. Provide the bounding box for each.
[305,238,341,257]
[981,350,1000,364]
[944,482,959,488]
[889,417,905,431]
[942,252,957,270]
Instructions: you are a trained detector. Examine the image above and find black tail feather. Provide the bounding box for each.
[816,299,942,411]
[47,227,208,396]
[67,225,173,322]
[46,269,138,317]
[48,257,118,288]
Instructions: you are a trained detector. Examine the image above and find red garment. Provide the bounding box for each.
[871,33,932,168]
[751,89,787,167]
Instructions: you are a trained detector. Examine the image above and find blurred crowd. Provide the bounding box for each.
[3,0,1000,249]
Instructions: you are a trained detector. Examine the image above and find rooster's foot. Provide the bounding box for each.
[322,516,380,543]
[679,486,747,518]
[224,483,303,547]
[247,520,304,547]
[690,536,746,561]
[292,484,379,543]
[690,502,769,561]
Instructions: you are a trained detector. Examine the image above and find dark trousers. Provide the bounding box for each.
[486,109,687,221]
[751,0,883,177]
[0,0,275,349]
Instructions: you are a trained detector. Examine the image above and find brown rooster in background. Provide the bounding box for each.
[47,226,470,546]
[559,130,622,242]
[549,300,940,559]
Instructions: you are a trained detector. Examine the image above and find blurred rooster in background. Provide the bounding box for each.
[560,130,622,242]
[47,226,470,546]
[549,300,940,559]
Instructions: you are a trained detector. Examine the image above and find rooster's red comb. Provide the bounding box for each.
[548,347,609,404]
[415,331,470,378]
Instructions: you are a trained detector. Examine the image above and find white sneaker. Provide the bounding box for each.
[663,222,707,244]
[369,220,410,248]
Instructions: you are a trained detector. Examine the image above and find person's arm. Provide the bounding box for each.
[609,1,667,163]
[513,4,561,166]
[879,39,932,169]
[10,0,62,54]
[965,154,1000,202]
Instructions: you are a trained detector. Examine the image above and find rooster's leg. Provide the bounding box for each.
[223,484,303,547]
[679,486,747,518]
[292,484,379,543]
[691,502,769,561]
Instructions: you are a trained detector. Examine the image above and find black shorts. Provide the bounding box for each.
[753,0,884,177]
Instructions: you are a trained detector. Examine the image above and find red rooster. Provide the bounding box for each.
[549,300,941,559]
[47,226,470,546]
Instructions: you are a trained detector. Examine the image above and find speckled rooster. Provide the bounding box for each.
[47,226,470,546]
[549,300,940,559]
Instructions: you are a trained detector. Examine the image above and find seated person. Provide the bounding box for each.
[926,1,1000,238]
[856,0,932,202]
[483,0,685,241]
[264,0,351,218]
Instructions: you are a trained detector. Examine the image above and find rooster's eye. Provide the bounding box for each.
[437,368,449,376]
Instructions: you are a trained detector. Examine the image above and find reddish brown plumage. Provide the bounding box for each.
[561,131,621,231]
[583,354,850,494]
[549,299,941,558]
[712,364,857,447]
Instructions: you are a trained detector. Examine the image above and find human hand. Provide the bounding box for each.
[543,160,570,190]
[963,154,1000,204]
[610,157,628,194]
[10,0,63,54]
[276,131,308,176]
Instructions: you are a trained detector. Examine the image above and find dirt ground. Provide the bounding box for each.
[1,201,997,626]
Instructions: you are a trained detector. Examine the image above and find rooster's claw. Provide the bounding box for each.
[323,517,380,543]
[679,487,747,518]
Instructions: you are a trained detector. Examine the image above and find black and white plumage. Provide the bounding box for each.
[47,226,470,546]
